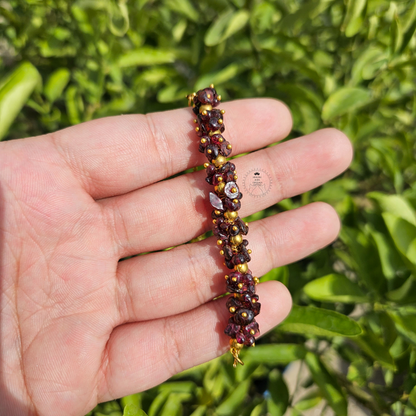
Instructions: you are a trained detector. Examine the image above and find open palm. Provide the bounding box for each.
[0,99,352,416]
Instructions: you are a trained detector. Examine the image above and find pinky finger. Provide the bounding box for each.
[97,281,292,402]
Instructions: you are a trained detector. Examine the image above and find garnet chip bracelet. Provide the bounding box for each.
[186,85,261,367]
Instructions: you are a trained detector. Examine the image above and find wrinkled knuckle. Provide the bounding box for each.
[145,113,173,178]
[184,244,206,306]
[162,318,183,376]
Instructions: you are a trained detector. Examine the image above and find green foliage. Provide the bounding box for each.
[1,0,416,415]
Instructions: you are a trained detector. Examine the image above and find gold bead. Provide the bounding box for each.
[218,95,222,100]
[225,211,238,220]
[245,222,249,227]
[202,110,207,116]
[219,250,224,255]
[207,149,212,154]
[192,92,196,97]
[238,283,243,288]
[194,119,197,123]
[210,83,214,88]
[233,175,238,180]
[233,199,239,203]
[220,109,225,114]
[225,274,229,279]
[217,239,223,246]
[204,162,209,168]
[212,219,217,224]
[232,225,238,231]
[254,277,260,285]
[215,182,225,193]
[209,129,221,136]
[227,144,232,150]
[230,234,243,245]
[229,307,236,313]
[252,342,255,347]
[230,338,244,349]
[200,104,212,113]
[215,210,221,215]
[207,93,211,98]
[201,138,207,144]
[242,312,247,318]
[219,138,224,143]
[213,156,227,167]
[232,277,238,282]
[218,119,223,125]
[250,329,255,335]
[236,263,248,273]
[231,187,237,193]
[248,249,252,254]
[195,127,199,132]
[217,177,223,182]
[252,299,257,303]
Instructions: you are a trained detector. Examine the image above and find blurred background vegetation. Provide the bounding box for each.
[1,0,416,415]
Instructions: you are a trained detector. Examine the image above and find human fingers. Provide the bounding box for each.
[97,280,292,402]
[114,202,339,323]
[101,128,352,258]
[47,99,292,199]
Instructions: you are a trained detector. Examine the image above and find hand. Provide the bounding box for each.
[0,98,352,416]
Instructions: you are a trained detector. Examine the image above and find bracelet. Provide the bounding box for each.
[187,85,260,367]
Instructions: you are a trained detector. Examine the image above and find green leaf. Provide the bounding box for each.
[148,390,170,416]
[195,63,242,91]
[383,213,416,267]
[65,86,82,125]
[123,404,147,416]
[304,352,348,416]
[204,10,249,46]
[322,87,371,120]
[204,10,233,46]
[0,62,41,140]
[159,394,182,416]
[405,385,416,416]
[368,192,416,226]
[353,326,396,370]
[342,0,366,37]
[304,274,368,303]
[386,276,416,304]
[390,12,403,55]
[339,226,385,293]
[294,390,322,411]
[242,344,307,364]
[267,369,288,416]
[44,68,71,103]
[250,402,266,416]
[121,394,141,409]
[222,10,250,41]
[189,406,207,416]
[389,311,416,347]
[165,0,198,22]
[368,226,407,280]
[117,48,176,67]
[350,47,387,84]
[108,1,130,37]
[216,379,250,415]
[158,381,195,394]
[260,266,289,286]
[278,305,362,337]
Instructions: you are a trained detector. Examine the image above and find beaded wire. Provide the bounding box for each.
[187,85,261,367]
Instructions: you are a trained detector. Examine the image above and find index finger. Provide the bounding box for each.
[48,98,292,199]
